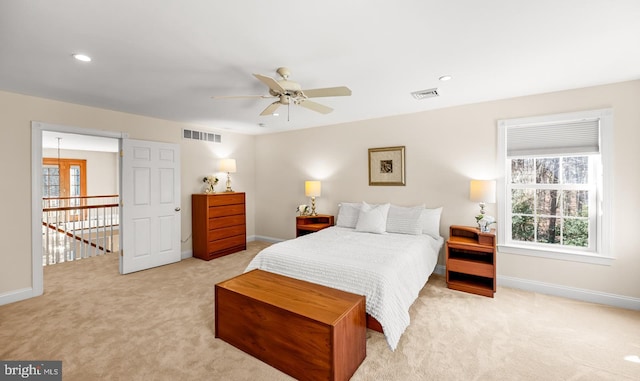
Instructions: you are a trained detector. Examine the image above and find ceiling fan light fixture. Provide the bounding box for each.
[217,67,351,117]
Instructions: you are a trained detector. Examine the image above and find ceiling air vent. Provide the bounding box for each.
[411,88,439,100]
[183,129,222,143]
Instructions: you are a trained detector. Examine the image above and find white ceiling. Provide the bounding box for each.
[42,131,119,152]
[2,1,639,135]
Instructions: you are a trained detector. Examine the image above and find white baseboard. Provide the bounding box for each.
[437,265,639,310]
[498,275,640,311]
[181,250,192,259]
[252,235,284,243]
[0,287,40,306]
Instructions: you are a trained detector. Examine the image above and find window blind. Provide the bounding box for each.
[506,119,600,157]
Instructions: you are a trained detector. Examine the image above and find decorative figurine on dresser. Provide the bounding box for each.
[191,192,246,260]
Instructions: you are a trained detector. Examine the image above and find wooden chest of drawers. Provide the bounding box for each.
[215,269,366,381]
[191,193,246,260]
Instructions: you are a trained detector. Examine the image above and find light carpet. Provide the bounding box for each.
[1,241,639,380]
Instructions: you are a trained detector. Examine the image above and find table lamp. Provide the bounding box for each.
[219,159,236,192]
[469,179,496,216]
[305,181,321,216]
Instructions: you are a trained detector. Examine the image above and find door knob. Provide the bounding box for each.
[175,207,181,211]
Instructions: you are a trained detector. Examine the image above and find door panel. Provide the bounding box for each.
[121,139,181,274]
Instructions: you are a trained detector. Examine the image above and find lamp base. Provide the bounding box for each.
[224,173,233,192]
[310,196,317,216]
[479,202,486,215]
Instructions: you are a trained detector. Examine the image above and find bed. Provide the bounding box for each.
[245,202,444,351]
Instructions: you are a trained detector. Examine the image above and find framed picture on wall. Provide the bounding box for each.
[368,146,406,186]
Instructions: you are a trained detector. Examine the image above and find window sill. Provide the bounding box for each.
[497,244,614,266]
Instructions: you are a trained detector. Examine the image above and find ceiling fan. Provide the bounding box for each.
[212,67,351,117]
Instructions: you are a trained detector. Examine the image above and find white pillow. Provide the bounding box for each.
[386,204,424,235]
[355,202,390,234]
[421,207,443,239]
[336,202,362,228]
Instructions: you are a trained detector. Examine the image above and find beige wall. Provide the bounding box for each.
[2,80,638,304]
[254,80,640,299]
[0,91,256,296]
[42,148,119,196]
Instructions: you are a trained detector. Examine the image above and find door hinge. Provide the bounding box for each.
[120,149,124,157]
[120,250,123,257]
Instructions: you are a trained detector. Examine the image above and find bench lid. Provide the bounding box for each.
[216,269,364,325]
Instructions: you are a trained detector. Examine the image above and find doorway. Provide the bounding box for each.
[31,122,182,300]
[31,122,125,297]
[41,130,120,265]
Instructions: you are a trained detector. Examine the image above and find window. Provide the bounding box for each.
[42,158,87,212]
[497,109,613,264]
[509,155,594,248]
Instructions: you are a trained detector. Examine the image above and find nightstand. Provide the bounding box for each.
[445,225,496,297]
[296,215,334,237]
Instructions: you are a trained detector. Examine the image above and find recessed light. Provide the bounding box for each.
[272,113,279,117]
[439,75,452,81]
[72,53,92,62]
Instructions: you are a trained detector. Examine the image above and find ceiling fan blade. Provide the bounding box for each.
[253,73,286,94]
[260,101,282,116]
[211,95,273,99]
[302,86,352,98]
[298,99,333,114]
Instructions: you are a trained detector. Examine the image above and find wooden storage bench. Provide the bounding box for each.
[215,269,366,381]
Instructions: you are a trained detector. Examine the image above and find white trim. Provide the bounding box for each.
[497,108,614,260]
[28,121,126,305]
[252,235,284,244]
[0,288,37,306]
[498,244,614,266]
[31,126,44,299]
[181,250,193,259]
[498,275,640,311]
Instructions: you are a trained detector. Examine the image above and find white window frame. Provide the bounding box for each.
[497,109,614,265]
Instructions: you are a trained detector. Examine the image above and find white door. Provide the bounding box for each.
[120,138,181,274]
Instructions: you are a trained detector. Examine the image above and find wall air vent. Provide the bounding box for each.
[182,129,222,143]
[411,88,439,100]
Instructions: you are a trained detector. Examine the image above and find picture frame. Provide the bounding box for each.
[368,146,406,186]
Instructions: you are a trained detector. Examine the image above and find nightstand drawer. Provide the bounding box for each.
[447,258,494,278]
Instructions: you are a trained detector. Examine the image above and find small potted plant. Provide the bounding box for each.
[475,215,496,233]
[296,204,310,216]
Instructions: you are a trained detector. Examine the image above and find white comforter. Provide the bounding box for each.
[245,226,443,351]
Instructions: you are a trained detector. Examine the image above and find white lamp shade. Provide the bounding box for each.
[470,180,496,203]
[305,181,321,197]
[219,158,236,173]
